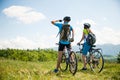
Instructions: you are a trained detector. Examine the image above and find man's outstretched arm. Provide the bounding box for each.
[51,20,62,25]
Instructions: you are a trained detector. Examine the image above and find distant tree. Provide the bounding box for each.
[117,52,120,63]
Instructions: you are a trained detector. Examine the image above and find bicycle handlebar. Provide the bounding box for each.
[77,43,84,46]
[55,43,59,45]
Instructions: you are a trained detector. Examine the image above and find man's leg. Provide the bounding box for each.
[56,51,63,69]
[54,43,64,72]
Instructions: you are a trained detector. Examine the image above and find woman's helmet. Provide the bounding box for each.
[84,23,91,28]
[63,16,71,22]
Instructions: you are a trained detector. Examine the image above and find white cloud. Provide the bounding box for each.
[94,27,120,45]
[0,35,58,49]
[75,19,120,45]
[78,19,97,26]
[2,5,46,24]
[0,37,37,49]
[103,17,107,21]
[74,27,120,46]
[0,28,119,49]
[34,34,58,48]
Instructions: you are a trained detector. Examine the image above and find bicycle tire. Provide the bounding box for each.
[69,51,78,75]
[60,53,68,71]
[89,49,104,73]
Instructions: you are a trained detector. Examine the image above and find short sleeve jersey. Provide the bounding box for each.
[83,29,89,42]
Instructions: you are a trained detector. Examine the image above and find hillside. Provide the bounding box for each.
[97,44,120,56]
[70,44,120,56]
[0,58,120,80]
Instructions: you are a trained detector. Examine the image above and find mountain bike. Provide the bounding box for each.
[56,43,78,75]
[77,44,104,73]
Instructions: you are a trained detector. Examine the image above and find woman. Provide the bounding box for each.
[77,23,94,70]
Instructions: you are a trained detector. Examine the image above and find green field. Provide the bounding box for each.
[0,58,120,80]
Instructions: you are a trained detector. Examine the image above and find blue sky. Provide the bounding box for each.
[0,0,120,49]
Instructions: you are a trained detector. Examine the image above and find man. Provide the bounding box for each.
[77,23,93,70]
[51,16,74,73]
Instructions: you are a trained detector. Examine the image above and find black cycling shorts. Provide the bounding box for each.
[58,43,71,51]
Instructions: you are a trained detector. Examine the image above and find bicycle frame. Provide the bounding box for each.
[63,46,71,59]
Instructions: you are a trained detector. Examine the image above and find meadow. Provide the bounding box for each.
[0,58,120,80]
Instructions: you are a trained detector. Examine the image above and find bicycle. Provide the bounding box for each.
[56,43,78,75]
[77,43,104,73]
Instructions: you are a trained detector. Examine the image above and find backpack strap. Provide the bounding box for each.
[56,25,63,38]
[56,31,60,37]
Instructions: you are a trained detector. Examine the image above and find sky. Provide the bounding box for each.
[0,0,120,49]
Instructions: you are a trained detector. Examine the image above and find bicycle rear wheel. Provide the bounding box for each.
[89,49,104,73]
[69,51,78,75]
[60,54,68,71]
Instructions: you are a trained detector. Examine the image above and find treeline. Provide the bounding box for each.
[0,48,57,62]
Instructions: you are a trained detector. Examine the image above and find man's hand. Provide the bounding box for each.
[59,20,62,22]
[70,38,74,42]
[51,20,62,24]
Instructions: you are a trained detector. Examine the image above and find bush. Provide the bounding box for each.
[0,48,57,62]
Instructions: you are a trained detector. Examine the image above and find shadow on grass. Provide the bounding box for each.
[77,68,96,75]
[44,69,75,78]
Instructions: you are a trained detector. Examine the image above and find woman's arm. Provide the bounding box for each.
[79,32,85,43]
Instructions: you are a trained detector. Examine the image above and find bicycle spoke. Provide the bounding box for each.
[60,54,68,71]
[69,51,77,75]
[90,50,104,73]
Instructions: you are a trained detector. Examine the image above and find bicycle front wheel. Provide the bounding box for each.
[89,49,104,73]
[69,51,78,75]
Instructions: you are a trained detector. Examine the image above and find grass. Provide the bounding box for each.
[0,58,120,80]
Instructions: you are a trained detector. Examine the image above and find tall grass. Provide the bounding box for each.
[0,58,120,80]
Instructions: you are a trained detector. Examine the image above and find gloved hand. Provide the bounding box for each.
[59,20,62,22]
